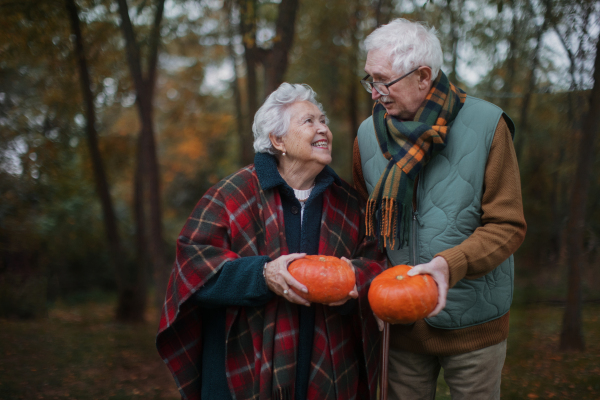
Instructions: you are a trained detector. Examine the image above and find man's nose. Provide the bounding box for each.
[371,89,381,100]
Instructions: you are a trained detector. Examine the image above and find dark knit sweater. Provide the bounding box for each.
[195,152,340,399]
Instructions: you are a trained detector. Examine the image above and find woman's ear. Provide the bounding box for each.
[269,133,286,154]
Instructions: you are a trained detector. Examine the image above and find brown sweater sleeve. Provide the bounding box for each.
[352,136,370,202]
[436,116,527,287]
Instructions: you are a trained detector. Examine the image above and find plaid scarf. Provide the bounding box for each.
[157,161,384,400]
[366,71,467,249]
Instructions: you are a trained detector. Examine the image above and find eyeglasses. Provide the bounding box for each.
[360,67,421,96]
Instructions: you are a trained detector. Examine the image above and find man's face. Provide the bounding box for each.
[364,48,429,120]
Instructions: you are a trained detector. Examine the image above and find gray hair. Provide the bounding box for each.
[253,83,327,154]
[364,18,443,80]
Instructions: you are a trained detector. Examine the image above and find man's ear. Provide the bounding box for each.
[417,66,433,90]
[269,133,285,153]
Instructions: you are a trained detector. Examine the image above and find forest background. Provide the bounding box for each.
[1,0,599,398]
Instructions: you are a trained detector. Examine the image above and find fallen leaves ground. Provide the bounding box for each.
[436,303,600,399]
[0,294,179,399]
[0,295,598,399]
[498,303,600,399]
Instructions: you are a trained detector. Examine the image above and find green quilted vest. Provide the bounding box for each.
[357,96,515,329]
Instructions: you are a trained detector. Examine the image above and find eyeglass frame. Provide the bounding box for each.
[360,67,422,96]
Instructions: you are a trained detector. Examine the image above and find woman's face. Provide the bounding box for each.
[276,101,333,167]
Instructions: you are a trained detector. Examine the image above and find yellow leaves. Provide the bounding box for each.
[110,110,140,137]
[243,35,256,49]
[165,128,207,178]
[208,174,219,185]
[160,113,233,186]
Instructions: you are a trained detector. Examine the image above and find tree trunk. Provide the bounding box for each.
[347,0,361,172]
[225,0,247,167]
[237,0,259,166]
[117,0,167,311]
[264,0,299,94]
[445,0,461,85]
[559,33,600,352]
[118,134,149,322]
[65,0,143,322]
[235,0,300,166]
[500,0,518,112]
[515,5,547,161]
[373,0,393,27]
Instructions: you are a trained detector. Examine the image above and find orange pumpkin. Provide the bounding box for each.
[288,255,355,303]
[368,264,438,324]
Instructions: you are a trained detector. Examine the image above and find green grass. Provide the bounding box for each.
[1,296,598,399]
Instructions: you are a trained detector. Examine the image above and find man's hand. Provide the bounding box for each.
[407,256,449,318]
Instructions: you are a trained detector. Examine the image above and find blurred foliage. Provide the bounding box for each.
[0,0,599,316]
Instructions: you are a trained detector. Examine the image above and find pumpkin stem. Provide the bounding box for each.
[319,257,326,262]
[396,275,404,280]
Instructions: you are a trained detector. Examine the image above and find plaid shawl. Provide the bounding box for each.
[366,71,467,249]
[157,163,385,400]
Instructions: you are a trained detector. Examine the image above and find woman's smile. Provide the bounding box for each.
[311,139,328,148]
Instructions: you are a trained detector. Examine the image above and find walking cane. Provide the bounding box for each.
[379,321,390,400]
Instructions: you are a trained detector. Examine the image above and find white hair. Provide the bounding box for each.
[364,18,443,80]
[253,83,327,154]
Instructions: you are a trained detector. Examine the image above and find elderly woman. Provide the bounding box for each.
[156,83,385,400]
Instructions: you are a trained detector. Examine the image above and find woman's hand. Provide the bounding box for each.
[325,257,359,306]
[264,253,310,306]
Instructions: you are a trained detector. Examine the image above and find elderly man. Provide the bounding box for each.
[352,19,527,399]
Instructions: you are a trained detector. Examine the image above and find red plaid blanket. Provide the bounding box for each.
[157,164,385,399]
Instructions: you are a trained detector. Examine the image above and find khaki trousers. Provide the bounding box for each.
[387,339,507,400]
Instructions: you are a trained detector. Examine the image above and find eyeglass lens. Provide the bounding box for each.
[360,80,389,96]
[361,67,421,96]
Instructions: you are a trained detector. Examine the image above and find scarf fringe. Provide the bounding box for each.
[366,197,411,251]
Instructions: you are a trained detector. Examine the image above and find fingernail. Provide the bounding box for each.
[302,288,308,293]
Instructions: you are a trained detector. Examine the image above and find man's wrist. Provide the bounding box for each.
[435,250,467,288]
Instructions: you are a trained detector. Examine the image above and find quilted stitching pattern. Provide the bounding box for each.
[357,97,514,330]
